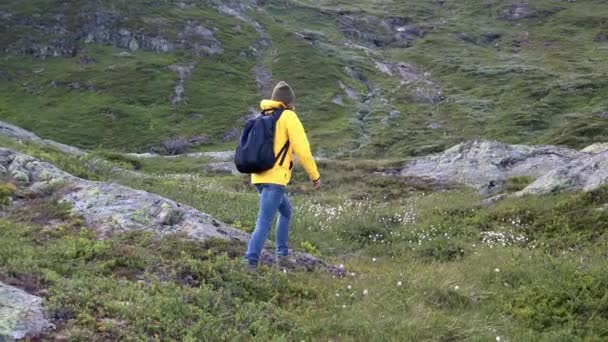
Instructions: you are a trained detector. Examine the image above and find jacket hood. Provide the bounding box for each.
[260,100,286,111]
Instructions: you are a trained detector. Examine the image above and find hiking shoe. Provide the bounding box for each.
[275,255,295,270]
[244,261,258,274]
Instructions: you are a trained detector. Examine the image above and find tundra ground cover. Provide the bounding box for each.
[2,143,608,340]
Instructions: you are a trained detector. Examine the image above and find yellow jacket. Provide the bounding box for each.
[251,100,320,186]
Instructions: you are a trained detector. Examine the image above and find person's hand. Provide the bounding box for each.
[312,178,321,190]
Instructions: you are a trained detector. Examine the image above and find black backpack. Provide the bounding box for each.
[234,108,290,174]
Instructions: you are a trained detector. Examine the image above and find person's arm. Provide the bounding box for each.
[286,111,320,182]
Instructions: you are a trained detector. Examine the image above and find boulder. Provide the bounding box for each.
[500,3,537,21]
[518,151,608,195]
[207,162,239,175]
[0,120,86,157]
[400,140,583,190]
[582,143,608,154]
[0,282,54,340]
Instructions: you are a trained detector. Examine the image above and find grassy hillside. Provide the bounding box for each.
[1,0,607,155]
[2,140,608,340]
[2,1,608,340]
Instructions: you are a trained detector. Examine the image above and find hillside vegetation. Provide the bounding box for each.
[1,0,607,156]
[1,139,608,340]
[2,0,608,341]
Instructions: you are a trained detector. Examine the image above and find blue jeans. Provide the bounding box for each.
[245,184,292,265]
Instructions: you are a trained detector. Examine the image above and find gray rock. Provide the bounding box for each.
[339,81,359,100]
[0,148,340,275]
[518,151,608,195]
[128,38,139,51]
[0,120,86,157]
[476,194,508,207]
[500,3,536,21]
[176,2,195,9]
[599,111,608,119]
[0,120,41,142]
[0,148,246,241]
[125,151,235,161]
[254,65,273,96]
[10,170,30,185]
[338,14,423,48]
[42,140,87,156]
[0,282,54,340]
[199,151,235,161]
[0,10,12,20]
[295,30,327,44]
[374,61,444,104]
[178,21,223,56]
[381,110,401,125]
[5,10,223,57]
[159,135,210,155]
[400,140,583,190]
[207,162,239,176]
[168,64,195,105]
[331,95,344,106]
[222,128,242,142]
[581,143,608,154]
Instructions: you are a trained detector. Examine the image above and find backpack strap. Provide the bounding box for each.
[271,108,289,166]
[271,108,285,119]
[276,141,290,166]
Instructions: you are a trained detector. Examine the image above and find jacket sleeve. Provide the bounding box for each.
[286,111,320,181]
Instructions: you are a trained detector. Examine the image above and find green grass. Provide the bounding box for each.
[2,140,608,339]
[3,0,607,155]
[2,0,608,339]
[3,160,608,340]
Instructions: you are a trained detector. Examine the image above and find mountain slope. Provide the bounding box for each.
[1,0,607,156]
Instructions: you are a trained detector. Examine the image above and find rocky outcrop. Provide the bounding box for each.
[500,3,537,21]
[400,140,584,192]
[517,151,608,195]
[400,140,608,196]
[124,151,235,161]
[457,32,502,46]
[0,282,54,340]
[338,14,424,48]
[582,143,608,154]
[0,120,85,156]
[0,148,341,275]
[499,3,562,22]
[207,162,239,175]
[5,10,223,57]
[159,136,210,156]
[178,21,224,56]
[0,120,143,178]
[168,64,195,106]
[374,61,444,104]
[0,148,247,241]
